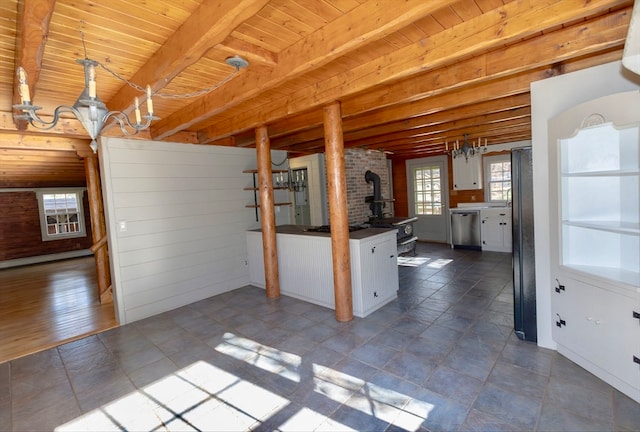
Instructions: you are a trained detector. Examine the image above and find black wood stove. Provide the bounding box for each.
[365,170,418,255]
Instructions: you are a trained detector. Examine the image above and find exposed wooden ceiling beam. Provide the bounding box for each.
[343,96,531,142]
[197,0,629,144]
[12,0,57,130]
[271,95,531,149]
[105,0,272,115]
[0,132,91,153]
[342,6,630,117]
[367,117,532,151]
[216,37,278,67]
[348,107,532,150]
[273,67,541,154]
[152,0,457,140]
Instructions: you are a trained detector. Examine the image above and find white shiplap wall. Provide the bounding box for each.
[99,137,289,324]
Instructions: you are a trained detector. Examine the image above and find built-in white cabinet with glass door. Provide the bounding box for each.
[452,156,482,190]
[548,90,640,403]
[480,207,512,252]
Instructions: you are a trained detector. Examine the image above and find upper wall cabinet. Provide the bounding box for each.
[452,156,482,190]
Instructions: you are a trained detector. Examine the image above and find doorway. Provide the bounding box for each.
[0,257,117,363]
[292,168,311,225]
[406,156,450,243]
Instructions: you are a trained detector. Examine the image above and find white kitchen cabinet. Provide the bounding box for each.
[548,90,640,403]
[246,226,398,318]
[452,155,482,190]
[353,233,399,316]
[552,276,640,402]
[480,207,512,252]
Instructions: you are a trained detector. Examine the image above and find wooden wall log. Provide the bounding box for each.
[84,156,112,304]
[323,101,353,322]
[255,125,280,299]
[0,191,92,261]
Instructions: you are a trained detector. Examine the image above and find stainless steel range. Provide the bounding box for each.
[365,170,418,255]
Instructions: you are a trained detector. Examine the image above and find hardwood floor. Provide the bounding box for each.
[0,257,118,364]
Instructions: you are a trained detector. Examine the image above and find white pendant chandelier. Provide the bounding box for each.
[14,58,158,154]
[13,33,249,153]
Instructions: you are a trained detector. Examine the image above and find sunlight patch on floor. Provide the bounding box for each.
[398,256,453,268]
[56,333,432,431]
[398,257,431,267]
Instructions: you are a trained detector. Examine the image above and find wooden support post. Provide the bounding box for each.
[84,155,113,304]
[255,125,280,299]
[323,101,353,322]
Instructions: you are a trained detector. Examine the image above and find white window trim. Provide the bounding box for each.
[411,164,443,216]
[483,154,511,203]
[35,188,87,241]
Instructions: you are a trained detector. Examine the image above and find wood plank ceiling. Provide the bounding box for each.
[0,0,634,187]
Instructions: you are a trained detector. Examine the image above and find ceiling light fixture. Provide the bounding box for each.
[13,34,249,153]
[446,133,487,161]
[14,58,158,154]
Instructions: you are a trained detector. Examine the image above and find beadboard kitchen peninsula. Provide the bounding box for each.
[246,225,398,318]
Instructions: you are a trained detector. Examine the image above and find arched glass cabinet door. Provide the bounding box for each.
[548,90,640,287]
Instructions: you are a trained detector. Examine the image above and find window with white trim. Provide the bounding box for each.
[413,165,442,215]
[36,189,86,241]
[483,155,511,202]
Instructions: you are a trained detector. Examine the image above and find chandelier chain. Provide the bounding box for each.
[78,29,242,99]
[96,62,241,99]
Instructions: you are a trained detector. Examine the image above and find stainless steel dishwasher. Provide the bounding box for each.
[450,209,481,249]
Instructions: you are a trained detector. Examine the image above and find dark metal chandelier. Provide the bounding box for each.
[446,133,487,161]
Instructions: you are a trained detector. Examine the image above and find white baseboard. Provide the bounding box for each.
[0,250,93,269]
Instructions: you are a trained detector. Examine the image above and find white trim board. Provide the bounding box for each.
[0,249,93,269]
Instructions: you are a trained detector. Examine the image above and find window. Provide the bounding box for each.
[413,165,442,215]
[36,189,86,241]
[483,155,511,202]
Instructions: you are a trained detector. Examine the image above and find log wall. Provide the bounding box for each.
[392,155,487,216]
[0,190,92,261]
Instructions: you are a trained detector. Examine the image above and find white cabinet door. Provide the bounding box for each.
[553,275,640,403]
[551,277,596,362]
[452,156,482,190]
[480,208,512,252]
[357,235,398,316]
[597,287,640,401]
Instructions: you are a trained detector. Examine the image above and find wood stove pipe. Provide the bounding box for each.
[365,170,384,219]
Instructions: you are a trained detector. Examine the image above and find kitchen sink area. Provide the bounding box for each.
[449,202,512,252]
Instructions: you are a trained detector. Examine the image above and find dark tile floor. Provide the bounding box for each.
[1,242,639,431]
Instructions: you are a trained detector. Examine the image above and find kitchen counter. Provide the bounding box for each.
[246,225,399,317]
[248,224,396,240]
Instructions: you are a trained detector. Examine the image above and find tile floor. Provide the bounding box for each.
[1,242,639,431]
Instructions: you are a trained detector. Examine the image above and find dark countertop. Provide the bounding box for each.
[248,224,396,240]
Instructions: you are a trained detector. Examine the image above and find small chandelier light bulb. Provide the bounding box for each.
[17,67,31,104]
[146,85,154,115]
[134,97,141,124]
[88,65,96,99]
